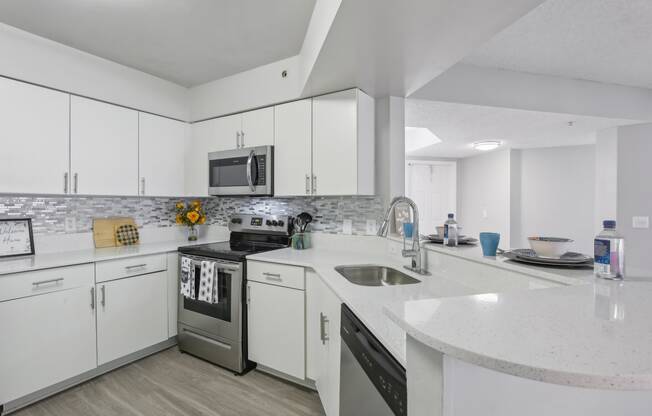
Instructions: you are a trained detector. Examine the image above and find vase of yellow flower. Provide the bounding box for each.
[175,200,207,241]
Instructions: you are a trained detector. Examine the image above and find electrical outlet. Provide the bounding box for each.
[366,219,377,235]
[633,216,649,229]
[342,219,353,235]
[64,217,76,233]
[482,208,488,219]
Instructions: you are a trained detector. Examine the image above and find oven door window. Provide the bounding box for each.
[183,266,233,321]
[209,155,264,188]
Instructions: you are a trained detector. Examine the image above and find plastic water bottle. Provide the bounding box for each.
[443,213,458,247]
[594,220,625,279]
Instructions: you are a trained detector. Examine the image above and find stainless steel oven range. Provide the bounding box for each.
[177,214,290,373]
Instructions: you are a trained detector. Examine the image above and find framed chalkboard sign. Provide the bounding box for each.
[0,218,35,258]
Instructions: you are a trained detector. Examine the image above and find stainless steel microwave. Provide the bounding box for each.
[208,146,273,196]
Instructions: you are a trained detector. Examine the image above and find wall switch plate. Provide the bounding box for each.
[342,219,353,235]
[64,217,76,233]
[482,208,488,219]
[633,216,649,229]
[366,219,377,235]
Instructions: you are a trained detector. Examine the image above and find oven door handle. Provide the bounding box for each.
[182,256,241,272]
[246,149,255,192]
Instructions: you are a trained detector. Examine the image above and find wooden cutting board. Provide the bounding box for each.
[93,217,137,248]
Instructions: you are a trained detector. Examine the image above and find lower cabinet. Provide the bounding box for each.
[96,271,168,365]
[306,270,342,416]
[0,265,96,405]
[247,280,305,380]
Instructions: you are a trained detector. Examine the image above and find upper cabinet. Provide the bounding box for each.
[0,77,70,195]
[240,107,274,148]
[71,96,139,196]
[312,89,375,196]
[274,99,312,196]
[139,113,187,197]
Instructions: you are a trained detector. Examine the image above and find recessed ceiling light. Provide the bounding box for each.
[405,127,442,153]
[472,140,502,151]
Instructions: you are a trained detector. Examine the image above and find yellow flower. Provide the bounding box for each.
[176,201,185,210]
[198,216,206,225]
[186,211,200,224]
[175,214,183,224]
[191,200,201,209]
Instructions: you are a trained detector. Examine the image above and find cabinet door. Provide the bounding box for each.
[247,281,305,379]
[96,271,167,365]
[0,279,96,404]
[274,99,312,196]
[71,96,139,195]
[0,78,70,194]
[312,89,358,195]
[241,107,274,147]
[139,113,187,196]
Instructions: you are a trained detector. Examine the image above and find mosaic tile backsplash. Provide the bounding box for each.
[0,196,385,236]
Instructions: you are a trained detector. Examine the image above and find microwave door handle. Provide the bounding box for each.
[246,150,255,192]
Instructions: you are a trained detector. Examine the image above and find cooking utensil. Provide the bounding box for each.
[297,212,313,233]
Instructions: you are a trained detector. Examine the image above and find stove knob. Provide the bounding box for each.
[278,220,285,227]
[266,220,272,226]
[272,220,279,226]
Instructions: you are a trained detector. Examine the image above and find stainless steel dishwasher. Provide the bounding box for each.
[340,304,407,416]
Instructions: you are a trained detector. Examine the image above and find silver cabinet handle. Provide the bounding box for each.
[64,172,69,194]
[240,130,245,147]
[125,263,147,270]
[101,285,106,307]
[263,272,282,281]
[246,149,255,192]
[32,277,64,287]
[246,285,251,305]
[320,312,329,344]
[140,177,146,195]
[305,174,310,195]
[312,175,317,194]
[73,173,78,194]
[91,287,95,310]
[236,131,241,148]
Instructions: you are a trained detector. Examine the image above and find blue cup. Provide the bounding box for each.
[479,232,500,257]
[403,222,413,239]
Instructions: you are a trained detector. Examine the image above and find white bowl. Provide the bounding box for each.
[527,237,573,258]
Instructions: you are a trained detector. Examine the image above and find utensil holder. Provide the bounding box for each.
[291,233,311,250]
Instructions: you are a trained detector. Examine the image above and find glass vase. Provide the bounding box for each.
[187,225,198,241]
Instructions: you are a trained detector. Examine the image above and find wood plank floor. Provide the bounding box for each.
[14,347,325,416]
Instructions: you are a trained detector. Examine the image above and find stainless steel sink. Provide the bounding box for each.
[335,265,421,287]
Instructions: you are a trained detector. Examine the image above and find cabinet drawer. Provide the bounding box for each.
[96,254,167,283]
[247,261,304,290]
[0,264,94,303]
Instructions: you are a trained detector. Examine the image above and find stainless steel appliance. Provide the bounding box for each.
[208,146,273,196]
[340,304,407,416]
[177,214,290,373]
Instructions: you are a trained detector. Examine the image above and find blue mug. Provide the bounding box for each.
[403,223,414,239]
[479,232,500,257]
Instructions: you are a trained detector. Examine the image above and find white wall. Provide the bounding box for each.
[595,128,619,234]
[375,96,406,206]
[616,123,652,277]
[457,150,511,247]
[0,23,189,120]
[513,145,596,254]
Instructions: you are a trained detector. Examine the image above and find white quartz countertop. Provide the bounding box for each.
[0,237,224,276]
[385,279,652,390]
[248,246,526,366]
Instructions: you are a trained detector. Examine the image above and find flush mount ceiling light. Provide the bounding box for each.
[472,140,502,151]
[405,127,442,153]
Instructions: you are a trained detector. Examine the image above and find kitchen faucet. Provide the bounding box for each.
[377,196,431,275]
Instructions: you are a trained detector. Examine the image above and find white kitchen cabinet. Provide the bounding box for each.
[70,96,139,195]
[96,271,168,365]
[240,107,274,148]
[166,253,179,338]
[0,77,70,194]
[306,270,342,416]
[312,89,375,196]
[0,265,96,405]
[138,112,188,196]
[185,114,239,196]
[274,99,312,196]
[247,280,305,380]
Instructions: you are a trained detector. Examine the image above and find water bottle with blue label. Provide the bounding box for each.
[594,220,625,279]
[443,213,458,247]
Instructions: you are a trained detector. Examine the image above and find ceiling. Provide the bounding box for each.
[463,0,652,89]
[405,99,642,159]
[0,0,315,87]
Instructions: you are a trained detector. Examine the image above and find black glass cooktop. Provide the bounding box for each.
[178,232,290,262]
